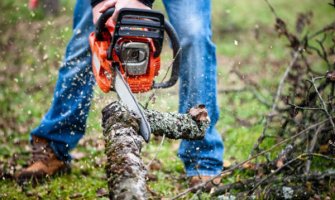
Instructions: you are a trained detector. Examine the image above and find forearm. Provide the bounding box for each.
[91,0,155,8]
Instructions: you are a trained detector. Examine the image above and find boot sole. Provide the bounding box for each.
[16,164,71,186]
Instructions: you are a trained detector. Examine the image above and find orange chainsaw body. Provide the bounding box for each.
[89,8,180,95]
[88,8,180,142]
[89,19,161,93]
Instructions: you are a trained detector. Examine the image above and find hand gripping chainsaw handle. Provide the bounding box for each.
[95,7,181,89]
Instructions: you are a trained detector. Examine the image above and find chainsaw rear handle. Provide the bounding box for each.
[95,7,181,89]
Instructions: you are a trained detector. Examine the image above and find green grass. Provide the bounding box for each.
[0,0,333,199]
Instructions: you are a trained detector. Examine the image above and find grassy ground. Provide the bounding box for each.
[0,0,333,199]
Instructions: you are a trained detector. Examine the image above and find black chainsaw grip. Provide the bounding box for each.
[95,7,115,41]
[152,20,181,89]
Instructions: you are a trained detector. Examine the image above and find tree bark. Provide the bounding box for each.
[102,101,210,200]
[145,104,210,140]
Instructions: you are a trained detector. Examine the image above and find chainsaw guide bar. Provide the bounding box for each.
[90,8,181,142]
[114,67,151,142]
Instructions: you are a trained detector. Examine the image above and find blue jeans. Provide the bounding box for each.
[31,0,223,176]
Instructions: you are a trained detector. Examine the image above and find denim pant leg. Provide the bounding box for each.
[31,0,94,162]
[163,0,224,176]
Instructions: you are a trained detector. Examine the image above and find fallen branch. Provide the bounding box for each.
[305,125,324,174]
[172,120,328,199]
[310,76,335,134]
[102,101,210,199]
[207,1,335,198]
[145,104,210,140]
[250,50,301,156]
[213,154,335,197]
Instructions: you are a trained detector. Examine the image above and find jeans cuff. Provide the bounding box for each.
[184,169,222,177]
[49,141,72,163]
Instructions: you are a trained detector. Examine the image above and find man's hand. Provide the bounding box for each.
[93,0,151,24]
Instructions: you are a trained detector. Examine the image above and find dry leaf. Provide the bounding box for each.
[223,160,232,168]
[276,157,285,168]
[242,161,256,170]
[96,188,108,197]
[148,159,162,171]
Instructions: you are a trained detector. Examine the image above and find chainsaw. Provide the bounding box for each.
[89,8,181,142]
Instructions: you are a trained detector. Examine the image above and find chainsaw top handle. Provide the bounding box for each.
[95,7,115,41]
[94,7,181,90]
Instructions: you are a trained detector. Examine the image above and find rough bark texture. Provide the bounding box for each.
[102,102,147,200]
[145,104,210,140]
[102,101,210,199]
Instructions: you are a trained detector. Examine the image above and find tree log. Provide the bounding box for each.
[102,101,210,200]
[145,104,210,140]
[102,102,146,200]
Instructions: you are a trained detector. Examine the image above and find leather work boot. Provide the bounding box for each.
[189,176,221,193]
[16,136,71,185]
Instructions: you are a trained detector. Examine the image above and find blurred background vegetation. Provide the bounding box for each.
[0,0,334,199]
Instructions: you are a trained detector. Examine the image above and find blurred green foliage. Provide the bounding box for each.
[0,0,334,199]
